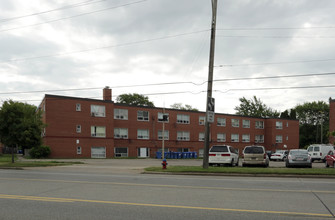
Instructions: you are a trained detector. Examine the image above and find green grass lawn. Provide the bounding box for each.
[0,154,83,168]
[145,165,335,175]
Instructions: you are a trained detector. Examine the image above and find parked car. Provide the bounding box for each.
[270,150,287,161]
[285,149,312,168]
[307,144,334,162]
[209,145,239,166]
[242,145,269,167]
[325,150,335,168]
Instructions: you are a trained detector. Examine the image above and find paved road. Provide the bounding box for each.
[0,159,334,219]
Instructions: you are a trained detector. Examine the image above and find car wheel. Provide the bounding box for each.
[325,161,329,168]
[333,163,335,168]
[230,159,235,167]
[309,164,312,168]
[235,159,239,167]
[286,162,290,168]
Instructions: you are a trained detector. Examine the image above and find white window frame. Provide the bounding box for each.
[243,120,250,128]
[90,105,105,117]
[77,146,82,155]
[255,135,264,143]
[231,134,239,142]
[114,147,128,157]
[137,129,149,140]
[91,126,106,138]
[114,128,128,139]
[242,134,250,143]
[232,119,239,127]
[137,110,149,121]
[76,125,81,133]
[177,131,190,141]
[217,133,226,142]
[177,114,190,124]
[114,108,128,120]
[76,103,81,112]
[158,130,169,140]
[255,121,264,129]
[158,112,169,122]
[276,121,283,129]
[199,132,205,141]
[217,117,226,127]
[276,135,283,143]
[199,116,205,125]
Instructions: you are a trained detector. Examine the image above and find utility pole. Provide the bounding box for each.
[203,0,217,169]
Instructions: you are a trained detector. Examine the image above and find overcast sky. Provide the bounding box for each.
[1,0,335,114]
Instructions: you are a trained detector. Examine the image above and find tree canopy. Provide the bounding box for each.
[0,100,44,162]
[170,103,199,111]
[294,101,329,147]
[234,96,280,118]
[116,93,155,107]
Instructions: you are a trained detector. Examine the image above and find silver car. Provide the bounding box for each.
[286,149,312,168]
[242,145,269,167]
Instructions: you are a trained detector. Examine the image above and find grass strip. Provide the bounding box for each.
[145,166,335,175]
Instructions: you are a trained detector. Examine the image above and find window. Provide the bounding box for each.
[137,110,149,121]
[242,134,250,142]
[232,119,239,127]
[276,135,283,143]
[199,132,205,141]
[114,128,128,139]
[158,130,169,140]
[217,117,226,126]
[77,146,82,155]
[286,136,289,141]
[137,129,149,139]
[217,133,226,142]
[231,134,239,142]
[276,121,283,129]
[177,131,190,141]
[114,147,128,157]
[76,125,81,133]
[243,120,250,128]
[158,112,169,122]
[76,103,81,111]
[177,114,190,124]
[91,105,105,117]
[199,116,205,125]
[255,135,264,143]
[286,122,289,127]
[114,109,128,120]
[255,121,264,129]
[91,126,106,137]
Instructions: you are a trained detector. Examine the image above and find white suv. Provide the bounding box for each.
[209,145,239,166]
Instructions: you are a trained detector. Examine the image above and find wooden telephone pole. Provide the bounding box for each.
[203,0,217,169]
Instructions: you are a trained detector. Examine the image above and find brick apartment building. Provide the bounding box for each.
[329,98,335,144]
[39,87,299,158]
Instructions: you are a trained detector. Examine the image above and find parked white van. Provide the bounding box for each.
[209,145,239,166]
[307,144,335,162]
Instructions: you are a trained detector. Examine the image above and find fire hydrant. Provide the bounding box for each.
[162,158,168,169]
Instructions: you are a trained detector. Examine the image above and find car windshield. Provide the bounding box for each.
[307,147,313,152]
[210,146,228,152]
[244,146,264,154]
[290,150,308,155]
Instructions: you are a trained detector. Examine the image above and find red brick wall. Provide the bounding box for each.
[329,98,335,144]
[42,93,299,158]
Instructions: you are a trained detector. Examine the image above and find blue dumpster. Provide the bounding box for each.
[164,152,169,159]
[156,152,162,159]
[177,152,182,159]
[182,152,187,159]
[172,152,177,159]
[192,152,198,158]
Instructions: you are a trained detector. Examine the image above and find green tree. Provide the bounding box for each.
[170,103,199,111]
[280,109,296,119]
[294,101,329,147]
[0,100,44,162]
[234,96,280,118]
[116,93,154,107]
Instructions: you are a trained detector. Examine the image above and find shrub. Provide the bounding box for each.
[30,145,51,158]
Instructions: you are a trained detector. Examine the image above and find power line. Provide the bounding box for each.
[0,0,148,33]
[215,59,335,67]
[0,29,209,63]
[0,0,107,23]
[217,26,335,31]
[217,35,335,38]
[1,72,335,95]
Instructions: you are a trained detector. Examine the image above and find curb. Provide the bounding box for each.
[141,171,335,178]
